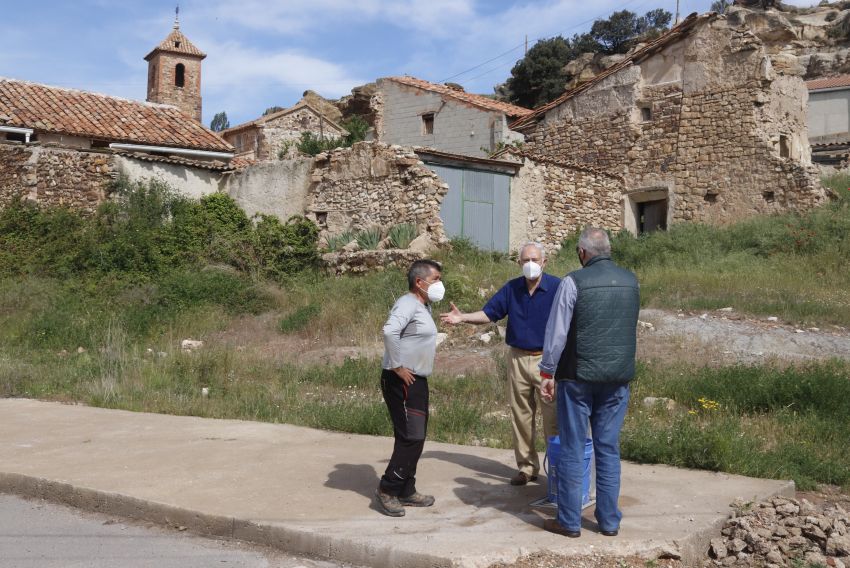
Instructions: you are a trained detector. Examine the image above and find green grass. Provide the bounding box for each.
[624,361,850,490]
[2,332,847,490]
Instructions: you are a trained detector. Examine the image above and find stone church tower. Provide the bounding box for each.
[145,11,205,122]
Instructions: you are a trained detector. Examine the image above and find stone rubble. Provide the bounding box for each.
[703,497,850,567]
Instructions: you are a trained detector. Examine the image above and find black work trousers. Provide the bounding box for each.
[379,369,429,498]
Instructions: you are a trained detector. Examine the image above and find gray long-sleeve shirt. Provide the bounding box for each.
[382,293,438,377]
[539,276,578,376]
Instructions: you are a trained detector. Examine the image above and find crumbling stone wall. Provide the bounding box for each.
[511,154,624,250]
[260,108,347,161]
[305,142,448,246]
[521,16,826,233]
[0,143,113,213]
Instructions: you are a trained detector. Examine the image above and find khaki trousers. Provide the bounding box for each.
[507,347,557,476]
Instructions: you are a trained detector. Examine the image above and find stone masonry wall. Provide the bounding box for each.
[521,17,826,232]
[511,154,624,250]
[0,143,113,213]
[305,142,448,246]
[260,108,347,161]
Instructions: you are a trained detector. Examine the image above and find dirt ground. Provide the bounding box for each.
[211,307,850,374]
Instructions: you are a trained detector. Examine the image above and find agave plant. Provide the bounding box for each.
[325,230,354,252]
[388,223,418,249]
[355,227,382,250]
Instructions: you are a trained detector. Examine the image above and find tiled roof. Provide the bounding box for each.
[0,78,232,152]
[383,76,532,119]
[115,150,233,171]
[511,12,712,130]
[223,101,347,135]
[145,26,206,60]
[806,75,850,91]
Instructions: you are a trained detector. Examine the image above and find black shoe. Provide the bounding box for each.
[510,471,539,486]
[600,529,619,537]
[543,519,580,538]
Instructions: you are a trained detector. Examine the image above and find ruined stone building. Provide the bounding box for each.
[374,76,531,158]
[221,102,348,162]
[511,12,826,239]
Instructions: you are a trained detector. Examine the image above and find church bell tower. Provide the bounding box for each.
[145,8,206,123]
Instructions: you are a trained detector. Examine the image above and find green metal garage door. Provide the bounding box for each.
[428,165,510,252]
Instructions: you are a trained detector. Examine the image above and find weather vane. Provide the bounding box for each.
[174,5,180,29]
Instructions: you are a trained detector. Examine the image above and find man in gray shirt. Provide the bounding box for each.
[376,259,444,517]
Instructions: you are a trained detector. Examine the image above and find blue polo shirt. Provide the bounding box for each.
[482,273,561,351]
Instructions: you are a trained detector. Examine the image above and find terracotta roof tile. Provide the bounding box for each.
[511,12,711,130]
[383,76,532,118]
[0,77,231,152]
[806,75,850,91]
[144,27,206,60]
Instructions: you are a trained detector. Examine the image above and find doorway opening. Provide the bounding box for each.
[623,188,670,236]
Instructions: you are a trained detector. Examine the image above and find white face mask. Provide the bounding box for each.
[422,280,445,303]
[522,261,542,280]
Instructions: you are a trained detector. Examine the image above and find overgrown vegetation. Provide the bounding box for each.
[1,175,849,493]
[0,178,319,283]
[294,115,371,156]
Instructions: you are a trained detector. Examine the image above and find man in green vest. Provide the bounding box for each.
[539,227,640,538]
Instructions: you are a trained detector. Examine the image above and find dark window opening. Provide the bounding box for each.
[779,135,790,158]
[763,191,775,203]
[3,132,26,143]
[174,41,181,48]
[638,199,668,235]
[640,106,652,122]
[422,113,435,135]
[91,139,110,148]
[315,212,328,226]
[175,63,185,87]
[704,192,718,204]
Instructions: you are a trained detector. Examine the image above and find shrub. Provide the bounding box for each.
[341,115,370,146]
[296,132,347,156]
[388,223,417,249]
[253,215,320,280]
[355,227,382,250]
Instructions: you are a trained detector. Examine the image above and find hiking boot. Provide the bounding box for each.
[375,489,405,517]
[398,492,435,507]
[510,471,539,486]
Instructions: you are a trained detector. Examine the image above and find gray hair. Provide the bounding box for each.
[518,241,545,261]
[578,227,611,258]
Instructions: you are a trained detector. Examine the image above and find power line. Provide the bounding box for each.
[438,0,642,84]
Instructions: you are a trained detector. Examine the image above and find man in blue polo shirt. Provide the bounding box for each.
[441,242,559,485]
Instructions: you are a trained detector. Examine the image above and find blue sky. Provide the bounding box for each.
[1,0,816,127]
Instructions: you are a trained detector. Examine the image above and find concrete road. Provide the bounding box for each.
[0,494,348,568]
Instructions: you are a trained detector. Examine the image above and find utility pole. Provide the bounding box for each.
[675,0,680,25]
[525,34,528,56]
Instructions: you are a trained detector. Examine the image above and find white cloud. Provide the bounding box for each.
[190,0,474,38]
[200,41,366,122]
